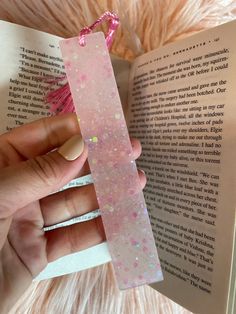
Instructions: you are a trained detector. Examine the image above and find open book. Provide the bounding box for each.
[0,19,235,314]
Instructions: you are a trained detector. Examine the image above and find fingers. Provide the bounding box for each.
[130,138,142,159]
[0,136,87,218]
[138,169,146,189]
[45,169,146,263]
[46,216,105,262]
[75,137,142,178]
[40,137,144,226]
[41,184,98,226]
[0,113,80,160]
[40,136,145,264]
[41,170,146,227]
[1,113,141,163]
[0,217,11,249]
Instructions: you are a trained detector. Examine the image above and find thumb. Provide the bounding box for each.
[0,135,87,218]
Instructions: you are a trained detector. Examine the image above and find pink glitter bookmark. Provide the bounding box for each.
[60,32,163,289]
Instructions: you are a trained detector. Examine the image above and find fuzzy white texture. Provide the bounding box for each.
[0,0,235,313]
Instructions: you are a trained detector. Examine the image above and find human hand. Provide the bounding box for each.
[0,113,146,312]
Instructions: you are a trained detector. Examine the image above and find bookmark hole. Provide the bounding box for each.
[79,27,91,47]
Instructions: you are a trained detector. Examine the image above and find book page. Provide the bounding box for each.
[0,21,62,132]
[0,20,129,280]
[0,21,130,133]
[127,21,236,314]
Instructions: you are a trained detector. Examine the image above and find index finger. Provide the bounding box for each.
[1,113,81,159]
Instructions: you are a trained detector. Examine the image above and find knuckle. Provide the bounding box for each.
[0,148,11,167]
[95,218,105,242]
[64,190,78,218]
[27,154,61,187]
[42,117,60,147]
[67,227,79,253]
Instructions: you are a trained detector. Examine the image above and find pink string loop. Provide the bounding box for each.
[79,11,119,48]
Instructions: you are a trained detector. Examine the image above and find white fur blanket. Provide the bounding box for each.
[0,1,235,313]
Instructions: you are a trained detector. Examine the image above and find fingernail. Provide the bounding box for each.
[58,135,84,161]
[139,168,145,175]
[130,138,137,148]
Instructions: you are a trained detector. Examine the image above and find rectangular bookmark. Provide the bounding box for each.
[60,32,163,289]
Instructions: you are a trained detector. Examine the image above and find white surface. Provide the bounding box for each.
[35,242,111,281]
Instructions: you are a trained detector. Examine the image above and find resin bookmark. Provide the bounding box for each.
[60,32,163,289]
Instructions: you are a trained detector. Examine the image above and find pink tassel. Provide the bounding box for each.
[43,76,75,114]
[46,81,75,114]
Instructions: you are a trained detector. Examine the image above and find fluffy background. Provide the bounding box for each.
[0,1,235,313]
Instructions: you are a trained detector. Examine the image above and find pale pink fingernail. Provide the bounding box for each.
[139,169,145,175]
[58,135,84,161]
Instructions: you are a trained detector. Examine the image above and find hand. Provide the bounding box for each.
[0,113,146,312]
